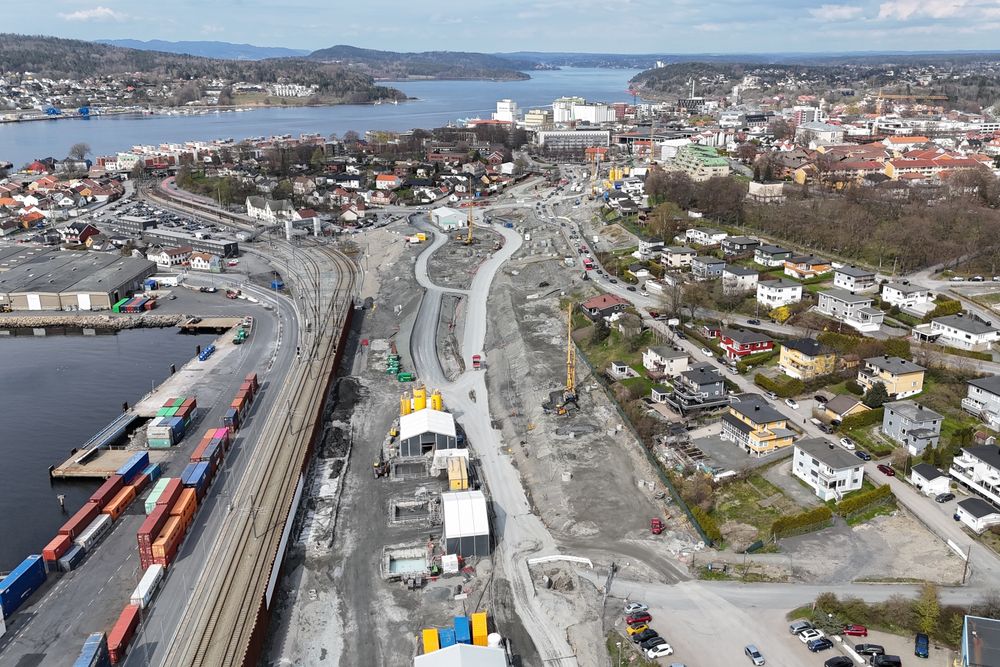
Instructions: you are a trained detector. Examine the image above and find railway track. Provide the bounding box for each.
[145,181,358,666]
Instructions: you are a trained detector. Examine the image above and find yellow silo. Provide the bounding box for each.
[430,390,443,411]
[400,392,412,416]
[413,385,427,411]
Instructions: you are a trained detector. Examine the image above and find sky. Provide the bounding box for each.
[10,0,1000,54]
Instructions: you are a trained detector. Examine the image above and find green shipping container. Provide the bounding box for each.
[112,298,130,313]
[172,398,185,407]
[156,407,171,417]
[148,439,173,449]
[144,478,170,514]
[165,407,178,417]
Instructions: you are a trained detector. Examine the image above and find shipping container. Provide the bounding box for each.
[58,545,86,572]
[454,616,472,644]
[72,631,110,667]
[89,475,125,507]
[142,463,161,484]
[164,406,178,418]
[151,516,183,565]
[137,505,170,556]
[438,628,456,648]
[155,407,171,417]
[60,502,101,539]
[471,612,488,646]
[102,485,137,521]
[111,298,129,314]
[162,397,177,408]
[245,372,259,391]
[74,514,112,551]
[144,478,169,514]
[179,462,199,486]
[129,473,150,495]
[213,427,230,445]
[223,408,239,430]
[172,397,185,408]
[181,397,196,409]
[42,534,72,563]
[147,439,173,450]
[422,628,440,653]
[170,488,197,525]
[0,555,46,618]
[107,604,140,664]
[167,417,185,438]
[156,478,182,510]
[129,564,164,609]
[116,452,149,484]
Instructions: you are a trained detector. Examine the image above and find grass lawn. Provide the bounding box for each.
[576,328,654,374]
[606,631,657,667]
[621,374,656,399]
[846,425,894,457]
[844,500,897,526]
[710,473,803,541]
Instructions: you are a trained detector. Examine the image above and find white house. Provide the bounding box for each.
[792,438,865,501]
[925,314,1000,352]
[188,251,222,273]
[722,265,759,295]
[374,173,402,190]
[642,346,689,377]
[635,237,665,260]
[146,246,192,268]
[881,282,933,314]
[951,446,1000,508]
[661,246,697,269]
[756,279,803,308]
[430,206,466,231]
[910,463,951,497]
[816,289,885,333]
[754,244,793,267]
[955,497,1000,534]
[685,227,727,246]
[963,375,1000,429]
[833,266,877,293]
[245,196,294,224]
[795,121,845,144]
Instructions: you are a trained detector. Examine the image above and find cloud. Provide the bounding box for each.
[201,24,224,34]
[877,0,971,20]
[809,4,864,20]
[693,22,725,31]
[59,6,128,22]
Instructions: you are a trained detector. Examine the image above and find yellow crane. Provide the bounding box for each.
[558,303,577,415]
[464,208,474,245]
[590,151,601,198]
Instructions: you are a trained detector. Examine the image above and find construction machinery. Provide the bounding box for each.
[543,304,579,415]
[454,208,475,245]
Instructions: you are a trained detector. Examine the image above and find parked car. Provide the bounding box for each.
[700,347,714,358]
[814,395,828,404]
[935,492,955,503]
[641,636,667,650]
[819,423,834,434]
[744,644,765,666]
[799,629,825,644]
[647,643,674,659]
[839,437,856,450]
[640,291,649,297]
[632,628,658,644]
[789,620,814,635]
[877,464,896,476]
[785,398,799,410]
[626,612,652,625]
[843,624,868,637]
[824,658,854,667]
[609,278,618,284]
[624,602,648,614]
[855,451,872,461]
[807,638,834,652]
[675,331,687,340]
[627,286,637,292]
[650,518,664,534]
[872,656,903,667]
[915,632,930,658]
[854,643,885,656]
[747,318,761,325]
[626,623,649,637]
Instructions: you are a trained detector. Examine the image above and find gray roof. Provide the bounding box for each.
[649,346,688,360]
[693,256,725,265]
[665,246,697,254]
[964,616,1000,667]
[883,281,927,295]
[885,400,943,424]
[782,339,832,357]
[680,365,723,386]
[934,314,998,335]
[721,327,772,344]
[825,394,865,417]
[756,244,790,255]
[821,288,873,304]
[724,236,759,245]
[963,445,1000,471]
[730,400,787,424]
[970,375,1000,396]
[787,254,829,265]
[723,265,758,277]
[864,355,926,374]
[796,438,862,470]
[760,279,801,290]
[958,496,1000,519]
[910,462,945,480]
[836,265,875,278]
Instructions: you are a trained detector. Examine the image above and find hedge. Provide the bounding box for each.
[838,406,884,432]
[922,299,962,323]
[836,484,895,518]
[771,506,833,539]
[691,506,722,544]
[754,372,804,398]
[736,348,780,373]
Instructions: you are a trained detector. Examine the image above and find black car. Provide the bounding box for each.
[824,657,854,667]
[854,643,885,656]
[627,286,637,292]
[640,636,667,650]
[632,629,658,644]
[935,493,955,503]
[855,451,872,461]
[819,423,834,434]
[814,395,828,404]
[747,319,761,325]
[807,638,834,652]
[609,278,618,284]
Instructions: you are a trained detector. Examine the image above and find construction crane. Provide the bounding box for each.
[464,208,474,245]
[558,303,578,415]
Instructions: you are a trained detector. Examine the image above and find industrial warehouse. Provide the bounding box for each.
[0,249,155,311]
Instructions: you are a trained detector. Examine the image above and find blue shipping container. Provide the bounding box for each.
[168,417,185,438]
[180,462,200,486]
[201,441,221,465]
[59,545,86,572]
[142,463,162,484]
[73,632,111,667]
[116,451,150,484]
[438,628,457,648]
[224,408,239,428]
[0,555,46,618]
[454,616,472,644]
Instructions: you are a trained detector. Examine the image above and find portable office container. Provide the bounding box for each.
[0,555,46,618]
[60,502,101,539]
[422,628,440,653]
[72,631,110,667]
[89,475,124,506]
[107,604,140,664]
[58,545,86,572]
[129,564,164,609]
[74,514,112,551]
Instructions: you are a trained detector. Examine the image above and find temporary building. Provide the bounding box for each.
[441,490,490,557]
[399,409,457,458]
[430,206,466,231]
[413,643,507,666]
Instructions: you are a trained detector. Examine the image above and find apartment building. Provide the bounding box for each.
[792,438,865,501]
[673,144,730,182]
[721,399,795,457]
[858,355,926,399]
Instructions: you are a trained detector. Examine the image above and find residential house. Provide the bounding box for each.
[721,265,759,295]
[816,289,885,333]
[189,252,222,273]
[147,246,192,268]
[793,438,865,501]
[661,246,697,269]
[721,398,796,457]
[59,222,99,245]
[627,264,651,280]
[608,361,640,380]
[783,255,832,280]
[951,446,1000,508]
[779,339,836,380]
[955,497,1000,534]
[685,227,727,246]
[923,314,1000,352]
[291,176,316,196]
[650,385,671,404]
[635,237,665,260]
[717,327,773,361]
[882,400,943,456]
[642,346,689,377]
[881,282,933,315]
[375,173,402,190]
[664,364,729,415]
[910,463,951,497]
[963,375,1000,429]
[823,394,870,423]
[858,356,926,399]
[246,196,294,224]
[754,244,793,267]
[962,616,1000,667]
[756,279,803,308]
[691,256,726,280]
[833,266,877,293]
[721,236,760,256]
[580,293,629,320]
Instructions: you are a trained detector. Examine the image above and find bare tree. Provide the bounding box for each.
[68,142,90,160]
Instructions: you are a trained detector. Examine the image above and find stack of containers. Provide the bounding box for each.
[111,298,129,313]
[59,502,101,541]
[0,555,47,618]
[138,479,181,569]
[170,488,197,535]
[147,487,196,569]
[72,632,110,667]
[107,604,141,664]
[90,475,125,506]
[198,344,216,362]
[150,515,183,569]
[471,612,488,646]
[180,462,211,500]
[42,534,72,570]
[101,486,136,522]
[147,398,194,448]
[143,478,171,514]
[74,513,112,552]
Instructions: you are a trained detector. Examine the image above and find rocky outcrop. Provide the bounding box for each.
[0,313,186,331]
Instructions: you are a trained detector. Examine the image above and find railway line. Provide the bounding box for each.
[143,181,358,666]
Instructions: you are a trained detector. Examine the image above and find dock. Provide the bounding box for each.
[52,448,170,480]
[178,317,242,333]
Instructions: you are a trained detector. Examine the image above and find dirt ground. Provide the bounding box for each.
[426,225,504,291]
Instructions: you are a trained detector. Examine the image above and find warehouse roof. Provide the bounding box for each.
[64,256,155,293]
[399,409,457,441]
[441,490,489,540]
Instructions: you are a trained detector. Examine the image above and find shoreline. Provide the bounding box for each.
[0,312,187,331]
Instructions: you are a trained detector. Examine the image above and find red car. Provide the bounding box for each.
[877,464,896,476]
[843,624,868,637]
[626,612,652,625]
[651,518,664,535]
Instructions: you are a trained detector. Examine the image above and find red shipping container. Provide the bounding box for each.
[245,372,259,391]
[137,505,169,551]
[59,502,101,539]
[235,390,250,406]
[108,604,141,664]
[239,381,254,397]
[89,474,125,506]
[130,473,150,495]
[162,397,177,409]
[181,397,196,408]
[43,534,72,562]
[156,478,183,509]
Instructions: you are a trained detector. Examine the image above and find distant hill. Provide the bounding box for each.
[307,44,538,80]
[98,39,310,61]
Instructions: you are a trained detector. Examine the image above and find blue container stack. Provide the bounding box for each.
[116,452,150,484]
[73,631,111,667]
[0,555,47,618]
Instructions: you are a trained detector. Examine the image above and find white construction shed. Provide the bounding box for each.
[431,206,466,231]
[442,490,491,557]
[414,643,507,667]
[399,409,458,457]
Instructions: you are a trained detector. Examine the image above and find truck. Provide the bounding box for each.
[225,289,240,299]
[471,354,482,370]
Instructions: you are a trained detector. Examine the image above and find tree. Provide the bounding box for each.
[343,130,360,144]
[309,148,325,172]
[591,318,610,345]
[736,142,758,164]
[914,583,941,635]
[862,381,889,408]
[273,179,293,201]
[768,118,794,141]
[68,142,90,160]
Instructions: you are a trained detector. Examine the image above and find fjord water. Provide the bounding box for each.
[0,329,214,570]
[0,68,641,167]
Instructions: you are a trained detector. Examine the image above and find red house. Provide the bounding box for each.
[717,327,773,360]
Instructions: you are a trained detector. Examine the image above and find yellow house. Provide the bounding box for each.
[858,355,925,399]
[721,400,796,457]
[779,339,836,380]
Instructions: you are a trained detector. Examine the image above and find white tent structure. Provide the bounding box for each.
[414,643,507,667]
[431,206,466,230]
[399,409,458,457]
[441,490,490,556]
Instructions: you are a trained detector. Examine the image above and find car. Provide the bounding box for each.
[843,624,868,637]
[626,623,649,637]
[808,638,834,652]
[626,612,652,625]
[627,286,637,292]
[624,602,649,615]
[640,291,649,297]
[950,276,965,282]
[785,398,799,410]
[609,278,618,284]
[747,318,761,325]
[839,437,856,450]
[819,423,834,434]
[855,450,872,461]
[972,276,985,282]
[799,629,825,643]
[650,518,664,534]
[641,636,667,650]
[935,492,956,503]
[700,347,714,358]
[744,644,765,666]
[789,620,814,635]
[877,464,896,476]
[872,656,903,667]
[915,632,930,658]
[824,658,854,667]
[647,644,674,659]
[766,391,778,400]
[814,395,828,404]
[632,628,658,644]
[675,331,687,340]
[854,643,885,656]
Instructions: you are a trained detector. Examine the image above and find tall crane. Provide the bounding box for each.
[464,207,474,245]
[561,303,577,411]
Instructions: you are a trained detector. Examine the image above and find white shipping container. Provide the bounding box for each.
[73,513,112,551]
[130,564,164,609]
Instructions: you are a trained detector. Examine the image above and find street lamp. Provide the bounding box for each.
[616,641,622,667]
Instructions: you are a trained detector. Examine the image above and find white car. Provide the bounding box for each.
[624,602,648,614]
[799,629,825,644]
[700,348,714,358]
[744,644,765,666]
[647,644,674,659]
[784,398,799,410]
[839,437,856,450]
[639,290,649,297]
